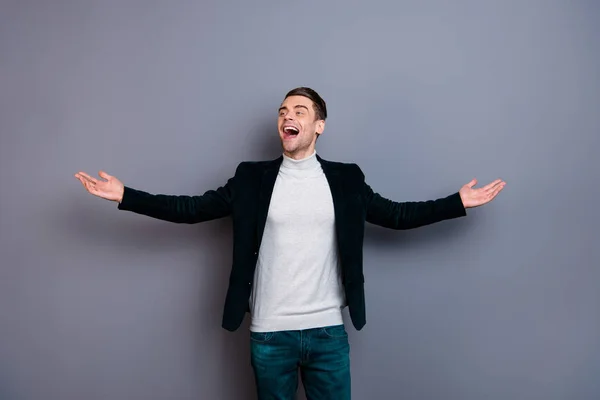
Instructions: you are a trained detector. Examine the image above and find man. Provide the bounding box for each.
[75,87,505,399]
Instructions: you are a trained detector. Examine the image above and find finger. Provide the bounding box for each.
[482,179,503,192]
[78,176,95,193]
[491,181,506,195]
[491,181,506,197]
[465,178,477,188]
[76,172,99,184]
[483,182,505,202]
[75,174,91,187]
[98,170,112,181]
[75,175,88,189]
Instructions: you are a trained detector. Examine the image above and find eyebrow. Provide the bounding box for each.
[278,105,309,112]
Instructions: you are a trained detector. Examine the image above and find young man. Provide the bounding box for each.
[75,87,505,399]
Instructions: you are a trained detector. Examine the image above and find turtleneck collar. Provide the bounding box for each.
[281,151,318,169]
[280,151,321,177]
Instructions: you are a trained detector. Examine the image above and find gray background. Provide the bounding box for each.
[1,1,599,399]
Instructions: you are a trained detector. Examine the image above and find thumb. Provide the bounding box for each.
[98,170,112,180]
[466,178,477,188]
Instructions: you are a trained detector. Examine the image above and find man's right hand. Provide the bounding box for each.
[74,171,125,203]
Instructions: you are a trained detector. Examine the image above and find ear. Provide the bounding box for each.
[316,120,325,135]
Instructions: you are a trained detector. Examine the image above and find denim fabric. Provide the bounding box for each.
[250,325,351,400]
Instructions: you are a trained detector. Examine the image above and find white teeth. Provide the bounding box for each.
[284,127,299,133]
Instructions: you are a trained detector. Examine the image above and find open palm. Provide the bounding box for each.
[74,170,124,202]
[459,178,505,208]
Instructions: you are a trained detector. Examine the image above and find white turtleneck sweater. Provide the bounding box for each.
[249,151,346,332]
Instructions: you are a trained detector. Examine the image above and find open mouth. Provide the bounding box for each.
[283,126,299,138]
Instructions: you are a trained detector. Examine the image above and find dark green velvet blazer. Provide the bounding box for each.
[117,155,466,331]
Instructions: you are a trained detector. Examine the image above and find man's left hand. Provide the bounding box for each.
[459,178,506,208]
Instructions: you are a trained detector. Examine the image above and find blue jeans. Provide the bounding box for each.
[250,324,351,400]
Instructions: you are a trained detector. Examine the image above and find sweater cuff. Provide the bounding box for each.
[117,186,138,211]
[447,192,467,218]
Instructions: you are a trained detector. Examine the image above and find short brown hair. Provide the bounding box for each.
[284,87,327,121]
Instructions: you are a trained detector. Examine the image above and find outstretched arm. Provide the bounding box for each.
[364,178,505,229]
[74,170,234,223]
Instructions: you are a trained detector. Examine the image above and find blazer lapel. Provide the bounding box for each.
[256,156,283,249]
[317,155,345,240]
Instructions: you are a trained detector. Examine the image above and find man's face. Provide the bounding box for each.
[277,95,325,159]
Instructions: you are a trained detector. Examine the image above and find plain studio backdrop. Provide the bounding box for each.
[1,1,599,399]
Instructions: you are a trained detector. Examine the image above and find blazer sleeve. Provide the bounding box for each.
[363,182,467,230]
[116,175,236,224]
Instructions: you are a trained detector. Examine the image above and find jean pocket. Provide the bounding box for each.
[250,331,276,343]
[320,324,348,338]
